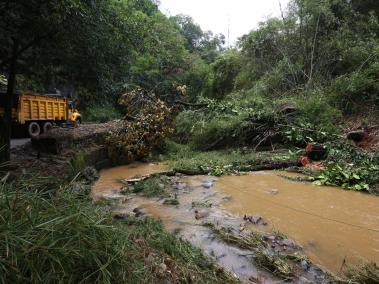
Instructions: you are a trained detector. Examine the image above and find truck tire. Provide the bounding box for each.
[43,122,53,133]
[28,122,41,138]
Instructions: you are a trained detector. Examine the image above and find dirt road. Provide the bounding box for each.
[11,138,30,149]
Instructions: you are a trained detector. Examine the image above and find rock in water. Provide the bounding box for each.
[195,209,210,219]
[201,180,213,189]
[244,214,268,226]
[301,260,310,271]
[133,207,146,217]
[281,239,295,247]
[270,189,279,195]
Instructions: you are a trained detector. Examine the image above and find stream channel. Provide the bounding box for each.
[92,163,379,282]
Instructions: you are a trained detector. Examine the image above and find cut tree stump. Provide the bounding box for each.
[305,143,327,161]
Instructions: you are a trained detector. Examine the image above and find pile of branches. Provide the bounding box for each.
[106,88,173,163]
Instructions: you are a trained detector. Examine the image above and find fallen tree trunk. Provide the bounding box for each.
[235,160,300,172]
[124,160,301,183]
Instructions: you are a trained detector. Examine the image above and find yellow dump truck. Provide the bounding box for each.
[0,92,81,137]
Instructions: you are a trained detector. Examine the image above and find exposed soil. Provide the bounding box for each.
[341,112,379,152]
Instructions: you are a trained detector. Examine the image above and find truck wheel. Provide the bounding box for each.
[43,122,53,133]
[28,122,41,138]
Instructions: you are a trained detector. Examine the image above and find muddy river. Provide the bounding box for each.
[93,163,379,277]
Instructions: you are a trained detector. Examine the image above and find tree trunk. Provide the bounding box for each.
[0,40,18,162]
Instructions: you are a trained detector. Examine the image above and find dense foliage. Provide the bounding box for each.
[0,0,226,108]
[168,0,378,192]
[0,0,225,161]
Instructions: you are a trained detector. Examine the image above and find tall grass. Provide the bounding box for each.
[0,176,236,283]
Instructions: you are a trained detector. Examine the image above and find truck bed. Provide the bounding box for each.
[20,93,67,124]
[0,92,68,124]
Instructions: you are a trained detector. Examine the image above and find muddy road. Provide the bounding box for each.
[92,163,379,281]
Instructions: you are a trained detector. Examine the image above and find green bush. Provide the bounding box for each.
[174,110,203,143]
[84,103,121,123]
[328,61,379,114]
[174,91,280,150]
[190,115,244,150]
[295,92,341,131]
[209,50,242,98]
[278,92,343,146]
[162,140,296,176]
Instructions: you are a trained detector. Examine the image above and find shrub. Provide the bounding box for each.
[328,62,379,114]
[295,92,341,132]
[190,115,244,150]
[209,50,241,99]
[174,110,203,143]
[84,103,121,123]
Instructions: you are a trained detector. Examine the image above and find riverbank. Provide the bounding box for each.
[3,121,378,283]
[93,162,379,282]
[0,168,237,283]
[1,123,240,283]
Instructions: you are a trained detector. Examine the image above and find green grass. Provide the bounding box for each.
[161,140,298,176]
[133,177,169,198]
[0,176,237,283]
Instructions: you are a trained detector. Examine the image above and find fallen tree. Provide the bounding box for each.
[106,88,174,164]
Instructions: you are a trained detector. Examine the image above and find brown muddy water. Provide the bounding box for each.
[93,163,379,279]
[214,172,379,273]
